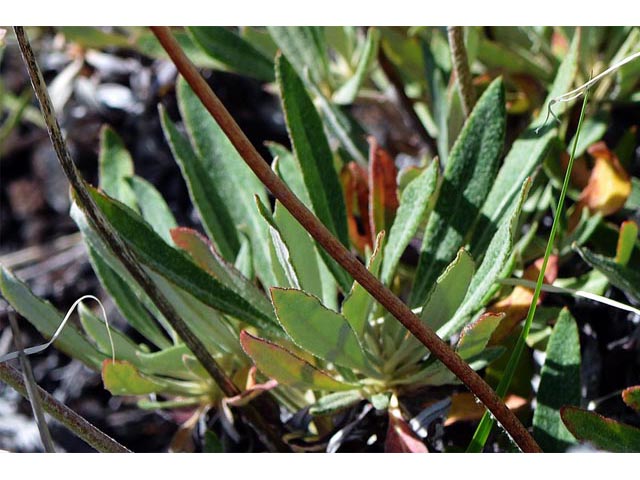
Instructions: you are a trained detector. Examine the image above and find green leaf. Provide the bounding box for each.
[256,197,301,289]
[333,28,380,104]
[472,32,580,255]
[127,176,177,244]
[561,406,640,452]
[135,344,202,381]
[276,53,350,250]
[159,105,239,261]
[412,78,506,306]
[421,38,451,163]
[203,430,224,453]
[342,232,384,339]
[0,267,106,370]
[87,246,173,349]
[440,180,531,340]
[533,308,581,452]
[477,37,553,81]
[84,186,277,332]
[176,78,274,287]
[271,288,369,372]
[575,246,640,302]
[622,386,640,412]
[421,249,475,333]
[456,312,504,360]
[310,390,363,416]
[78,303,144,366]
[186,27,274,82]
[98,126,137,211]
[267,27,330,87]
[58,27,131,49]
[170,227,274,322]
[240,331,355,391]
[616,221,638,266]
[101,360,165,396]
[380,159,439,285]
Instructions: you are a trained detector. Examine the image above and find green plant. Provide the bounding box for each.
[1,26,638,453]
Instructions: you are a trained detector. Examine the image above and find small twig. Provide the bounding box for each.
[0,232,82,270]
[447,26,476,118]
[0,361,131,452]
[8,310,56,452]
[151,26,541,453]
[13,26,288,453]
[377,44,438,156]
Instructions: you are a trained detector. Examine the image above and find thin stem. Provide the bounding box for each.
[13,26,288,453]
[467,86,591,453]
[447,26,476,117]
[0,361,131,452]
[8,310,56,452]
[377,43,438,156]
[151,26,542,453]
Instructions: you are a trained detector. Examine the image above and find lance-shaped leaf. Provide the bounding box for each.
[256,196,301,289]
[575,246,640,302]
[85,186,277,332]
[276,53,349,250]
[239,331,355,391]
[271,288,369,372]
[412,77,506,306]
[471,32,579,255]
[98,126,137,210]
[135,344,202,381]
[380,159,439,285]
[310,390,364,416]
[159,105,239,261]
[102,359,165,396]
[438,179,530,340]
[342,232,384,339]
[622,386,640,412]
[186,27,274,82]
[87,246,173,349]
[616,221,638,266]
[368,137,399,243]
[456,312,504,360]
[333,28,380,105]
[533,308,581,452]
[176,78,274,287]
[0,267,106,370]
[127,176,177,244]
[342,162,372,252]
[561,407,640,452]
[267,27,330,87]
[170,227,274,322]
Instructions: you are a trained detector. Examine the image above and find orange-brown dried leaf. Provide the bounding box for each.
[579,141,631,216]
[341,162,372,252]
[368,137,398,244]
[444,392,527,426]
[489,255,558,345]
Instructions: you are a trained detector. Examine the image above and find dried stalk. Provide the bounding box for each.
[13,26,288,453]
[0,361,130,452]
[377,44,438,156]
[447,26,476,117]
[150,26,542,453]
[8,310,56,452]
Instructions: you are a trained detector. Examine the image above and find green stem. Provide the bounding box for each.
[467,87,591,453]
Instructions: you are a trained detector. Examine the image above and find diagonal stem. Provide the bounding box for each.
[13,26,288,453]
[0,361,131,452]
[150,26,542,453]
[447,26,476,118]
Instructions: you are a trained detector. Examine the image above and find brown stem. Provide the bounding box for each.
[447,26,476,118]
[150,26,542,453]
[0,361,131,452]
[377,44,438,156]
[13,26,288,453]
[9,310,56,452]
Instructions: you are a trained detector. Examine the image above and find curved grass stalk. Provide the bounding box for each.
[0,295,115,364]
[467,86,591,453]
[536,51,640,134]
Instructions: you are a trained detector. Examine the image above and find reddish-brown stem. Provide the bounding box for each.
[150,26,541,453]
